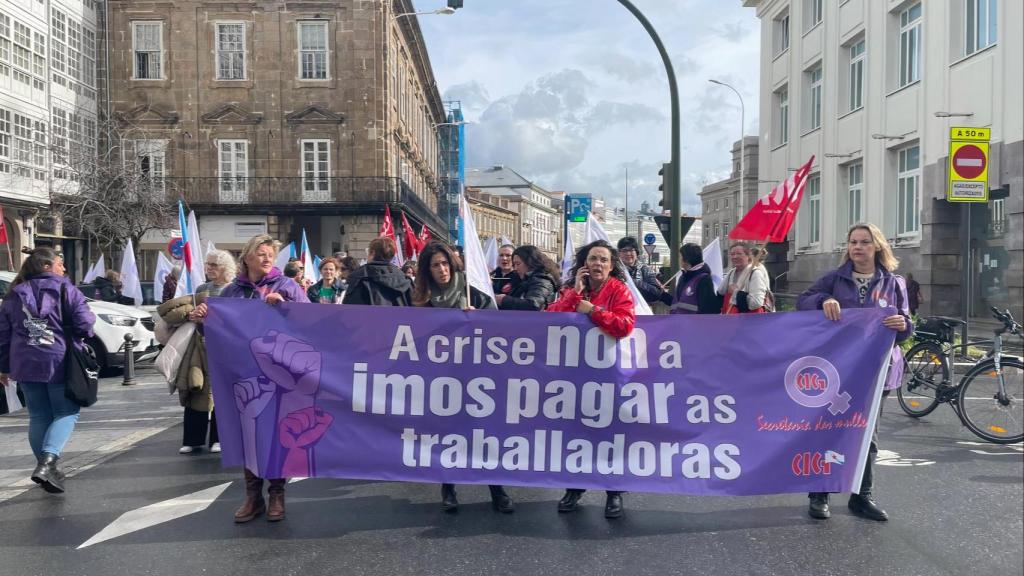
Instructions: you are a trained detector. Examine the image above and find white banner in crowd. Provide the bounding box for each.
[458,194,496,302]
[583,213,653,316]
[120,239,144,306]
[703,237,725,292]
[83,254,105,283]
[483,236,498,271]
[275,242,295,273]
[186,211,206,292]
[561,227,575,283]
[154,251,174,295]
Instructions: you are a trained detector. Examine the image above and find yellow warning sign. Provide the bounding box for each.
[949,127,990,142]
[948,127,990,202]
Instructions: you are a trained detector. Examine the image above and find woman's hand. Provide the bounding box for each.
[188,302,208,323]
[495,294,505,306]
[883,315,907,332]
[265,292,285,306]
[823,298,841,321]
[574,268,589,294]
[463,305,477,311]
[576,300,595,315]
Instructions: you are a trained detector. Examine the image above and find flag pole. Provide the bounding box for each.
[4,238,13,271]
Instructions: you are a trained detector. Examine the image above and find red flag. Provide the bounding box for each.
[729,155,815,243]
[0,206,8,244]
[380,204,396,240]
[400,212,419,260]
[416,224,431,253]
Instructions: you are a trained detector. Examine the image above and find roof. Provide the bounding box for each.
[465,165,532,189]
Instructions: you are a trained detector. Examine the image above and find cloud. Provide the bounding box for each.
[442,81,491,118]
[713,21,753,43]
[581,52,658,84]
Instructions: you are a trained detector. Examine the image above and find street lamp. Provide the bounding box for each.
[708,79,746,220]
[392,7,456,21]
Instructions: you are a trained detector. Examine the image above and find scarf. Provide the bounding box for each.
[430,271,467,309]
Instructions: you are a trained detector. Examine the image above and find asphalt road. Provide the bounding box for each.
[0,374,1020,576]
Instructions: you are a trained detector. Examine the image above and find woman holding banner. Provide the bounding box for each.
[720,242,771,314]
[206,235,309,523]
[547,240,636,518]
[495,245,560,311]
[412,241,515,513]
[797,222,913,522]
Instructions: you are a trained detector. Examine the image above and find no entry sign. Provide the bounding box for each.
[948,127,989,203]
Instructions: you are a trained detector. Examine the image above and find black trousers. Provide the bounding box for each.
[810,390,887,499]
[182,406,218,448]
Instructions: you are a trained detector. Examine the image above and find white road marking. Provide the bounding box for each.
[876,449,936,467]
[955,441,1024,455]
[78,482,232,549]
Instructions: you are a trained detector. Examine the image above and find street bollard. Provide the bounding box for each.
[122,333,138,386]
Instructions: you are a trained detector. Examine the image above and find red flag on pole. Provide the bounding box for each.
[0,206,8,244]
[416,224,431,254]
[400,212,419,260]
[729,155,816,243]
[380,204,404,264]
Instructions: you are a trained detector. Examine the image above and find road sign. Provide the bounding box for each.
[643,233,657,245]
[168,237,185,260]
[653,215,696,246]
[948,127,990,203]
[565,195,592,223]
[642,244,656,258]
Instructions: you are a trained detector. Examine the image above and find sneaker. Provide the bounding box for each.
[210,443,221,453]
[179,446,197,454]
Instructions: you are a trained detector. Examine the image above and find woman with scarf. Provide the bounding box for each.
[412,241,514,514]
[546,240,636,518]
[797,223,913,522]
[190,235,309,523]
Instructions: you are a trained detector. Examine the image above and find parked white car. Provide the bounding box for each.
[0,271,158,372]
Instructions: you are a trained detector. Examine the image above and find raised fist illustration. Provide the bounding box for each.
[234,376,276,418]
[278,406,334,449]
[250,330,322,395]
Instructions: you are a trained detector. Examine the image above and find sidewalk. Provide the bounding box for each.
[0,368,182,503]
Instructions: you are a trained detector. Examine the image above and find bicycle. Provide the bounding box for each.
[898,307,1023,444]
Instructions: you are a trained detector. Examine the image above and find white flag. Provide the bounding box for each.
[205,240,216,260]
[483,236,498,271]
[83,254,105,283]
[584,213,653,316]
[275,242,295,273]
[561,227,575,283]
[154,251,174,296]
[459,195,496,302]
[120,239,143,306]
[186,211,205,292]
[300,229,318,284]
[499,236,513,247]
[703,237,725,292]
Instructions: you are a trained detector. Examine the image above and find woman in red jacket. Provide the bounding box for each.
[547,239,636,518]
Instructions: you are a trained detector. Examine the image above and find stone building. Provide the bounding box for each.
[465,188,519,246]
[104,0,448,261]
[465,165,561,261]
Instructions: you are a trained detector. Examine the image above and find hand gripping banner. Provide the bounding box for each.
[205,301,896,496]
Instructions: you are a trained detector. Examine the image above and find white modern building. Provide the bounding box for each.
[0,0,98,275]
[745,0,1022,319]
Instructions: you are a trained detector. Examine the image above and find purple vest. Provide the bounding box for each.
[671,269,709,315]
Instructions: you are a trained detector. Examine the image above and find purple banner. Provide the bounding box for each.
[205,301,895,495]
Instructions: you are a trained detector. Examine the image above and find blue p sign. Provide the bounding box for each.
[566,195,592,223]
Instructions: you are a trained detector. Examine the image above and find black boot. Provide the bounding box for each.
[488,485,515,514]
[31,453,65,494]
[604,492,624,519]
[441,484,458,512]
[848,494,888,521]
[808,492,830,519]
[557,489,585,513]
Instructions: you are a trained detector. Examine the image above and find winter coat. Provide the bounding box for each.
[797,261,914,390]
[499,271,558,311]
[0,273,96,384]
[220,268,311,303]
[157,290,219,411]
[547,277,636,339]
[306,279,346,304]
[661,263,721,314]
[342,261,413,307]
[625,263,665,304]
[491,267,520,296]
[93,276,121,303]
[721,264,770,313]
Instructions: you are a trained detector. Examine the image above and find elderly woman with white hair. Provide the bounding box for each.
[157,249,238,456]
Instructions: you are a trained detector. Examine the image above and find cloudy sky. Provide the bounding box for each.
[415,0,761,215]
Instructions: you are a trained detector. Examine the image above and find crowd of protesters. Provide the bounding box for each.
[0,222,911,526]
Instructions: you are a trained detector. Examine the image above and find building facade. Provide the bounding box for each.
[104,0,447,262]
[745,0,1022,319]
[465,187,518,246]
[701,136,760,250]
[465,165,561,260]
[0,0,99,276]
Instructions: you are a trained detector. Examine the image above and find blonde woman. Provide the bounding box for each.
[797,223,914,522]
[720,242,771,314]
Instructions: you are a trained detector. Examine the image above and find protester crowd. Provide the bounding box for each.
[0,222,912,525]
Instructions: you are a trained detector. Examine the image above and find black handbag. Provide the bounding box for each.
[59,284,100,407]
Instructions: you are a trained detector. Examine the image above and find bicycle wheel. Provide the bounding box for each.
[897,341,947,417]
[957,357,1024,444]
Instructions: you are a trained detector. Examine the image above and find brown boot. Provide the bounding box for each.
[234,470,265,523]
[266,479,286,522]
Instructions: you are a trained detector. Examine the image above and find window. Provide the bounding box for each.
[849,39,865,111]
[897,145,920,236]
[775,86,789,145]
[301,140,330,201]
[899,3,922,87]
[132,22,163,79]
[847,162,863,227]
[723,222,730,238]
[215,23,245,80]
[0,109,11,161]
[124,140,167,195]
[773,11,790,56]
[806,0,823,30]
[965,0,997,55]
[218,140,248,202]
[807,64,823,131]
[723,197,729,208]
[806,173,821,245]
[298,21,328,80]
[713,199,719,211]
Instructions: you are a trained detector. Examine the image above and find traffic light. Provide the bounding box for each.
[658,162,673,210]
[447,0,464,8]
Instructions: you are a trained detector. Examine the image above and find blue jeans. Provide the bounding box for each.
[20,381,81,459]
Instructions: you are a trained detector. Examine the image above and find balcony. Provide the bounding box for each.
[170,176,447,233]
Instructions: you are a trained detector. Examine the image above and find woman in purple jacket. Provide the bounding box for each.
[189,234,309,523]
[0,247,96,494]
[797,223,913,522]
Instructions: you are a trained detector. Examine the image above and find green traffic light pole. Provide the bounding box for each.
[616,0,682,275]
